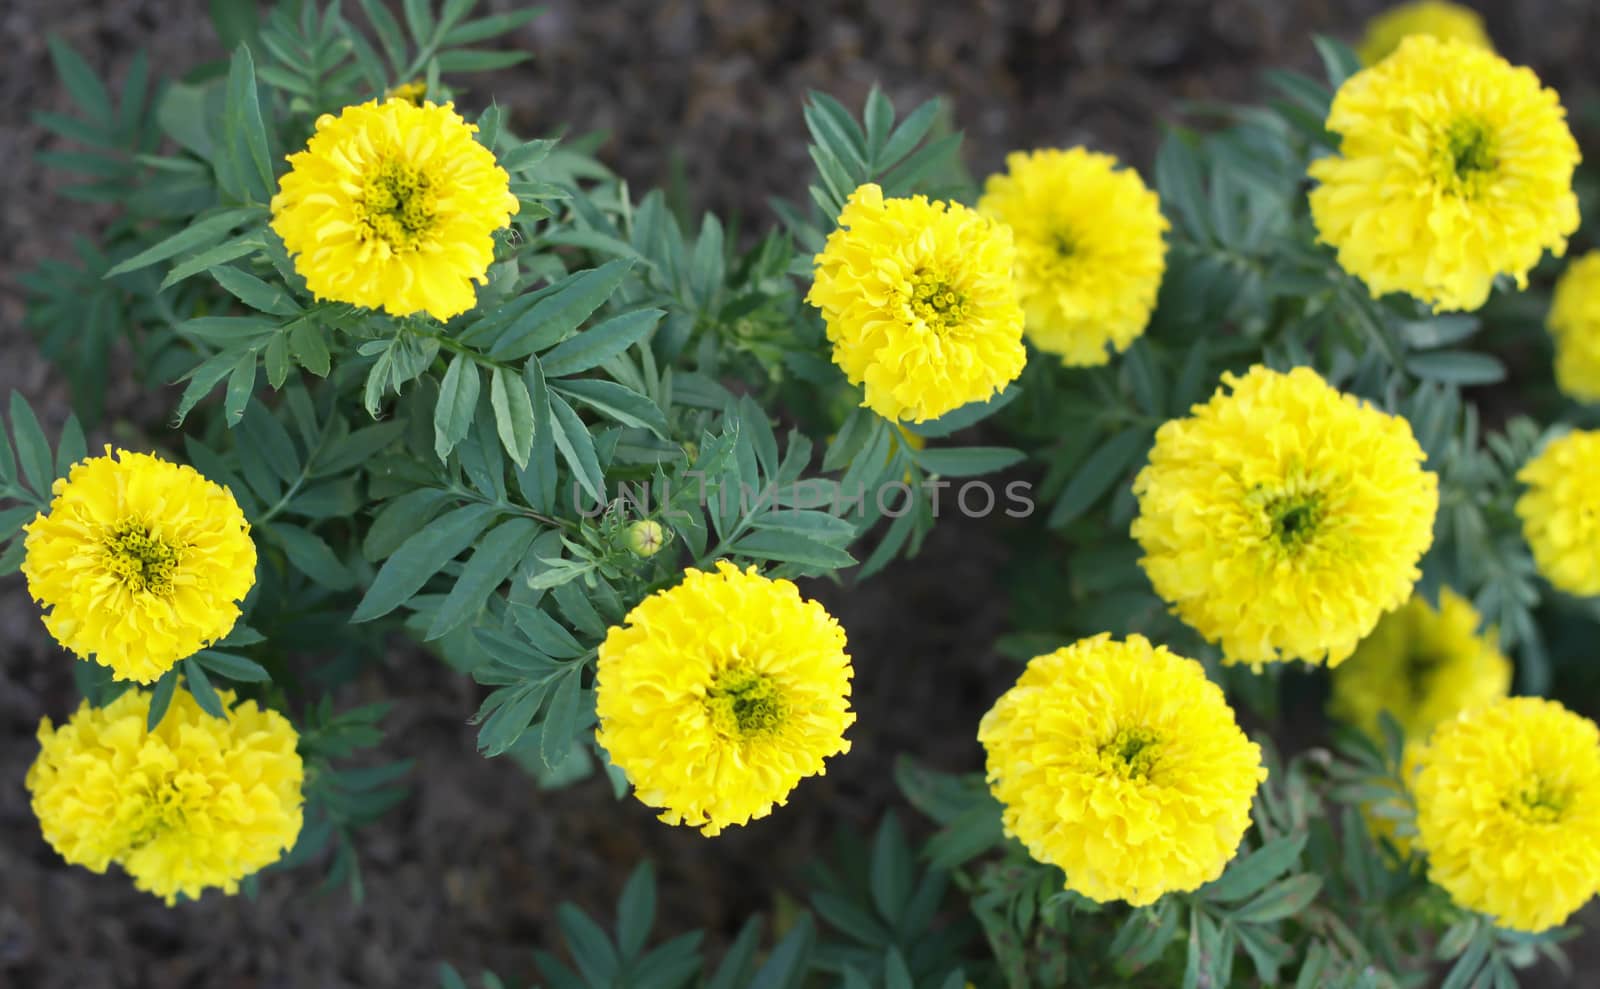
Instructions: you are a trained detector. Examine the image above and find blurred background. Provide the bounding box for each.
[4,1,1599,986]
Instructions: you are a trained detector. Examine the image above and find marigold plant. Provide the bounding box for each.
[10,2,1600,986]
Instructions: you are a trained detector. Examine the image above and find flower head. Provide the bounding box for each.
[1358,1,1492,65]
[27,687,304,905]
[1547,251,1600,403]
[1132,366,1438,667]
[978,148,1167,366]
[271,98,519,321]
[1330,588,1511,746]
[1309,37,1579,312]
[22,449,257,683]
[595,562,854,836]
[1414,697,1600,931]
[807,183,1026,423]
[979,634,1265,906]
[1517,430,1600,595]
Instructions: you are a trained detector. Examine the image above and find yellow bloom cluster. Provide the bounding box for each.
[271,98,519,321]
[1517,430,1600,596]
[1329,588,1511,748]
[1133,366,1438,667]
[27,687,304,905]
[979,634,1265,906]
[978,148,1168,366]
[1357,1,1492,66]
[807,183,1026,423]
[1309,37,1579,313]
[1547,251,1600,404]
[595,562,855,836]
[1414,697,1600,932]
[22,449,257,683]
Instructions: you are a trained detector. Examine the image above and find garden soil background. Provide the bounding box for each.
[3,1,1600,986]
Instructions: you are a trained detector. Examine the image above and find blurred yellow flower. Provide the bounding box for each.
[27,687,304,905]
[595,562,854,836]
[1357,1,1492,65]
[1547,251,1600,403]
[1132,366,1437,667]
[979,634,1265,906]
[1309,37,1579,312]
[1329,588,1511,746]
[1517,430,1600,596]
[22,448,257,683]
[807,183,1026,423]
[979,148,1167,366]
[1414,697,1600,931]
[271,98,518,321]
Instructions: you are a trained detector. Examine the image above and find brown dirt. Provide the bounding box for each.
[4,2,1599,986]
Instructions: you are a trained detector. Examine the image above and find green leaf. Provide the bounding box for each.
[878,98,941,171]
[212,265,299,316]
[435,49,529,72]
[903,386,1021,439]
[183,657,227,718]
[913,446,1024,478]
[1155,130,1210,241]
[1231,874,1323,924]
[268,524,356,590]
[352,503,499,622]
[549,393,605,505]
[225,44,275,198]
[47,36,111,123]
[1201,833,1308,903]
[193,649,271,683]
[539,666,584,769]
[288,322,331,377]
[224,351,257,425]
[539,308,663,378]
[551,379,670,438]
[1407,350,1506,386]
[160,232,264,289]
[732,530,856,571]
[616,863,657,959]
[147,668,180,730]
[104,207,261,278]
[748,915,813,989]
[1049,428,1150,528]
[489,365,536,468]
[9,392,55,500]
[433,354,481,461]
[489,260,634,360]
[425,517,541,640]
[55,413,86,478]
[869,814,914,922]
[208,0,261,49]
[1312,35,1362,90]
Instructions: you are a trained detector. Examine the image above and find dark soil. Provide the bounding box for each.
[4,2,1599,987]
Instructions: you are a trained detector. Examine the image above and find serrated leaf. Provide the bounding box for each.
[490,364,535,468]
[1049,428,1150,527]
[1231,873,1323,924]
[551,378,670,438]
[425,517,540,640]
[489,259,634,360]
[549,393,605,505]
[193,649,271,683]
[9,392,55,500]
[183,657,227,718]
[540,308,663,378]
[147,668,180,730]
[539,666,583,769]
[106,209,260,278]
[352,503,499,622]
[913,446,1023,478]
[433,354,481,460]
[268,524,355,590]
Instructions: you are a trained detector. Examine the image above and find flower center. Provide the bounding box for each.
[360,158,437,249]
[1101,726,1162,779]
[103,519,180,594]
[908,271,968,333]
[706,668,788,738]
[1437,117,1497,193]
[1051,229,1077,258]
[1404,649,1445,703]
[1265,492,1325,552]
[1510,777,1570,824]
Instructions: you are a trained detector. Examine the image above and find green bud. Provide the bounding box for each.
[625,520,666,558]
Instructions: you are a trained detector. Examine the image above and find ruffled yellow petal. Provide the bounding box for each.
[1516,430,1600,596]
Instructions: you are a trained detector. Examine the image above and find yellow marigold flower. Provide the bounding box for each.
[1330,588,1511,746]
[1308,37,1580,313]
[806,183,1026,423]
[977,148,1168,366]
[271,98,519,321]
[1414,697,1600,932]
[1132,366,1438,667]
[978,634,1266,906]
[1357,1,1492,66]
[1547,251,1600,403]
[385,79,428,104]
[1517,430,1600,596]
[595,561,854,836]
[22,449,257,684]
[26,687,304,905]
